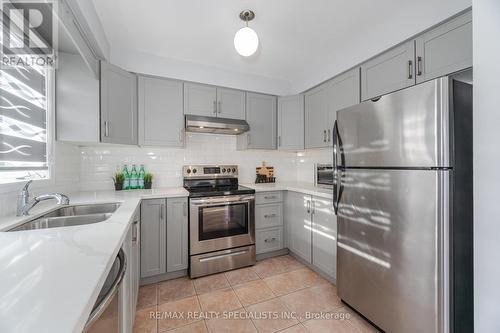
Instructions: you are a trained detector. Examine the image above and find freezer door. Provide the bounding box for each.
[336,78,450,168]
[337,169,449,333]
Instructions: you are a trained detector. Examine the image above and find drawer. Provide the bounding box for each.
[255,191,283,204]
[256,227,284,254]
[255,203,283,229]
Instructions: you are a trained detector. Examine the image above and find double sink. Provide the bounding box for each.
[10,203,121,231]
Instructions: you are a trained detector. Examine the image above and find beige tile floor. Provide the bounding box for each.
[133,255,380,333]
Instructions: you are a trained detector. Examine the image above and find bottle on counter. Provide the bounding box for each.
[130,164,138,189]
[138,165,145,189]
[122,165,130,190]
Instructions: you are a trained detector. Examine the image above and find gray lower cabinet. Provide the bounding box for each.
[285,191,312,263]
[138,76,184,147]
[278,95,304,150]
[311,196,336,279]
[285,192,337,280]
[140,197,189,279]
[100,61,138,145]
[140,199,166,278]
[183,83,218,117]
[166,197,189,272]
[217,88,246,120]
[255,192,284,255]
[238,93,277,150]
[415,11,472,84]
[121,213,140,333]
[361,41,415,101]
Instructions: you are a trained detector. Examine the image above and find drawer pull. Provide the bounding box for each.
[264,214,277,219]
[264,196,276,200]
[264,237,277,243]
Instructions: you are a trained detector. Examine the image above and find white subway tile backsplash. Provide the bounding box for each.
[0,133,333,218]
[79,133,300,191]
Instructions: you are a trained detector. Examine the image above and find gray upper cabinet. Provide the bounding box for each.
[305,83,329,149]
[140,199,166,278]
[216,88,246,120]
[166,197,189,273]
[184,83,217,117]
[311,196,337,280]
[138,76,184,147]
[285,191,312,263]
[278,95,304,151]
[361,41,415,101]
[56,52,100,143]
[415,11,472,84]
[325,68,361,147]
[100,61,138,144]
[238,93,277,150]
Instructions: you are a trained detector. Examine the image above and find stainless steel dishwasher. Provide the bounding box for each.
[83,250,126,333]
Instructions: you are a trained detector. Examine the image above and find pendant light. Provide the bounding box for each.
[234,10,259,57]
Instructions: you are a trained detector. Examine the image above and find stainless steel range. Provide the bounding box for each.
[183,165,256,278]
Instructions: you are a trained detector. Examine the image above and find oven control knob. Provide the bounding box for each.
[186,169,191,174]
[192,168,197,174]
[222,168,226,173]
[232,168,236,173]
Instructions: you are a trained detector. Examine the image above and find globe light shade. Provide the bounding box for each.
[234,27,259,57]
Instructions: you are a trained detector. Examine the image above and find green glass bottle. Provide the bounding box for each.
[122,165,130,190]
[138,165,145,189]
[130,164,139,189]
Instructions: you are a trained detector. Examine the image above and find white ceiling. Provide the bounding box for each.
[91,0,471,95]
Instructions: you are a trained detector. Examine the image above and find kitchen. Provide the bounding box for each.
[0,0,497,333]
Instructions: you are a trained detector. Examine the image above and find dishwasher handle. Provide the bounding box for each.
[83,249,127,332]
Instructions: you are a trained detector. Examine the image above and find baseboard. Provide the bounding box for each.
[256,248,289,261]
[287,250,337,285]
[140,269,187,286]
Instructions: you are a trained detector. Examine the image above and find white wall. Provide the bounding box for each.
[79,133,301,191]
[473,0,500,331]
[0,142,81,218]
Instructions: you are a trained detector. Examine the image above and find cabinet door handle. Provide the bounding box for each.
[417,56,422,76]
[132,221,138,242]
[183,202,187,217]
[311,201,316,215]
[213,101,217,114]
[278,136,281,147]
[248,134,251,145]
[323,130,327,143]
[264,214,277,219]
[104,121,109,137]
[264,237,277,243]
[160,204,164,220]
[306,200,311,213]
[179,129,184,144]
[327,129,331,142]
[407,60,413,79]
[218,101,221,113]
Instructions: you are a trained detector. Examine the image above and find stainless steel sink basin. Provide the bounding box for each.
[9,203,121,231]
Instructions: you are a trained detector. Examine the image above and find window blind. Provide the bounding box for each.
[0,11,48,172]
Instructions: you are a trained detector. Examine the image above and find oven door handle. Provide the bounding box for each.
[190,196,255,206]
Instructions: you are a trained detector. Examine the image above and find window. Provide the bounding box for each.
[0,63,49,184]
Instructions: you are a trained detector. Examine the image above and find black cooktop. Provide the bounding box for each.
[185,185,255,198]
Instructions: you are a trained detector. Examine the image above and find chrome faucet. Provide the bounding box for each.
[16,180,70,216]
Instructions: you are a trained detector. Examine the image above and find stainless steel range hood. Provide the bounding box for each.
[185,115,250,134]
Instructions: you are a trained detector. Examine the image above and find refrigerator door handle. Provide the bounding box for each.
[333,120,342,215]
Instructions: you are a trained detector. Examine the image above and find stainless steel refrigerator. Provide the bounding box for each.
[333,74,473,333]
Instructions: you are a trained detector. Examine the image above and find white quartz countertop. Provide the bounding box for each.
[0,187,188,333]
[242,182,333,199]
